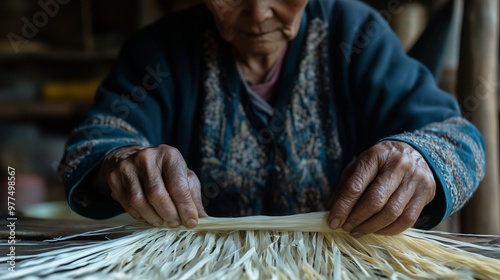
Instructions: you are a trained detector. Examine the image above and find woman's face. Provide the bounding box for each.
[204,0,309,56]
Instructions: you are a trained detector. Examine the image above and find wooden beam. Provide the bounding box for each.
[457,0,500,234]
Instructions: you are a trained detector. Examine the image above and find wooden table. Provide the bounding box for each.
[0,218,130,256]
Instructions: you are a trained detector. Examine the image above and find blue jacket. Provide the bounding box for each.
[59,0,485,229]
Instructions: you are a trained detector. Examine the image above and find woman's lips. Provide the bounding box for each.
[243,31,274,39]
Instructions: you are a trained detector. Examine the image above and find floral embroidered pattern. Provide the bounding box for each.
[200,30,270,216]
[72,114,141,135]
[272,18,339,214]
[199,18,342,216]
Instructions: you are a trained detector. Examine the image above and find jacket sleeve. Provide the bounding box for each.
[58,37,175,219]
[340,1,486,229]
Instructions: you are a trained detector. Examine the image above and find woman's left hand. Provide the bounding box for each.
[328,141,436,236]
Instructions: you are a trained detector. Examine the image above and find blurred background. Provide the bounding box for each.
[0,0,499,232]
[0,0,185,222]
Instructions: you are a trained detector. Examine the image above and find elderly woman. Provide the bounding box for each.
[60,0,485,237]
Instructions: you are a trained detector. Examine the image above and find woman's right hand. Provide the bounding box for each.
[97,144,207,228]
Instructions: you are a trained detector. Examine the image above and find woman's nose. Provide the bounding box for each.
[246,0,273,23]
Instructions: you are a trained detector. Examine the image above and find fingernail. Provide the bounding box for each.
[351,232,363,238]
[169,221,181,228]
[186,218,198,228]
[329,218,341,229]
[153,222,162,227]
[343,223,354,232]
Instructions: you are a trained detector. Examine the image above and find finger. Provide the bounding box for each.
[118,162,163,227]
[341,160,405,233]
[136,149,181,227]
[376,194,427,235]
[106,146,145,164]
[187,170,208,218]
[127,207,145,223]
[342,154,413,232]
[108,165,141,220]
[328,154,379,230]
[141,173,180,227]
[161,147,199,228]
[348,179,417,236]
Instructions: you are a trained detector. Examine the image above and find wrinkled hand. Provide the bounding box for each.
[328,141,436,236]
[98,145,207,228]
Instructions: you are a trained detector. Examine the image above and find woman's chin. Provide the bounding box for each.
[233,41,287,57]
